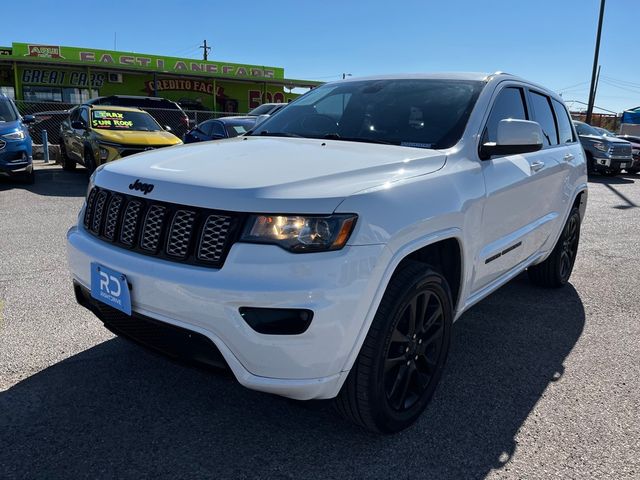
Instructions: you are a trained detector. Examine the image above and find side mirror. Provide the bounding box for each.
[164,125,172,132]
[71,120,86,130]
[22,115,36,124]
[480,119,543,160]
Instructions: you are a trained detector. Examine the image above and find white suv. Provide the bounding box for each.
[67,73,587,433]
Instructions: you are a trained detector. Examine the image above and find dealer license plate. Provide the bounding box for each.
[90,263,131,315]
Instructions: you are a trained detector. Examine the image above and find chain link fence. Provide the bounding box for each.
[15,100,247,148]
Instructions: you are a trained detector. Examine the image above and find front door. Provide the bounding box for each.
[472,85,568,293]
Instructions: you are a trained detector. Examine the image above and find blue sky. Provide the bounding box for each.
[1,0,638,112]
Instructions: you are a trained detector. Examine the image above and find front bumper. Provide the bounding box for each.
[67,224,388,400]
[0,139,32,176]
[593,156,633,169]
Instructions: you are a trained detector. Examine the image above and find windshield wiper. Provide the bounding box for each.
[321,133,397,145]
[256,131,303,138]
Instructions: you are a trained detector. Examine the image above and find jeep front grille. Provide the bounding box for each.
[83,187,242,269]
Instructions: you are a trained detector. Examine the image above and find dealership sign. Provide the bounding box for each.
[10,43,284,80]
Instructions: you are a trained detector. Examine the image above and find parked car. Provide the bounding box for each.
[247,102,287,116]
[183,116,256,143]
[29,109,70,145]
[68,72,587,433]
[59,104,182,173]
[85,95,190,137]
[0,94,35,183]
[573,121,633,175]
[616,135,640,173]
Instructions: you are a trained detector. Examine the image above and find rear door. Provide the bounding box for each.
[473,84,567,292]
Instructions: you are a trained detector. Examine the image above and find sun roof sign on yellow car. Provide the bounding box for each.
[59,105,182,173]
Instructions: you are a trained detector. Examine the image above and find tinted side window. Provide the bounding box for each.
[80,107,89,125]
[529,92,558,147]
[209,121,225,137]
[198,121,213,136]
[484,87,527,143]
[552,98,575,144]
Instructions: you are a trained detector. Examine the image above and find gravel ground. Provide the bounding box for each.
[0,163,638,479]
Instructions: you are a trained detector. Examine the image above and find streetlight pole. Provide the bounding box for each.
[586,0,606,125]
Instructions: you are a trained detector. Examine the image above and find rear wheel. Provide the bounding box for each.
[60,142,76,171]
[528,207,581,288]
[334,261,453,433]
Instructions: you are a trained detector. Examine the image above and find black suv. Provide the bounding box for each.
[85,96,190,137]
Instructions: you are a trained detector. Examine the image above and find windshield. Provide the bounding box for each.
[0,100,19,122]
[574,122,601,136]
[249,104,282,116]
[595,127,615,137]
[250,79,484,149]
[91,110,163,131]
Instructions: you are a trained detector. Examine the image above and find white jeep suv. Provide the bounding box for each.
[67,73,587,433]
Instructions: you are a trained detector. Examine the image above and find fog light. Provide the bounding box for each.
[239,307,313,335]
[99,147,109,161]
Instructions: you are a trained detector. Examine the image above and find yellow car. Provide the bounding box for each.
[59,105,182,172]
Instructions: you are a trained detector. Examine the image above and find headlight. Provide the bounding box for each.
[632,148,640,155]
[2,130,25,140]
[241,214,357,252]
[593,142,608,153]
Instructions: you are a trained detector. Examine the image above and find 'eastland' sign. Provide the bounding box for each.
[13,43,281,79]
[78,51,276,78]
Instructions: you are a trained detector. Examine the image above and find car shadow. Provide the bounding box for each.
[0,165,88,197]
[0,273,584,479]
[587,174,635,185]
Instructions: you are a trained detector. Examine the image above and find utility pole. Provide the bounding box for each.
[586,0,605,125]
[200,40,211,61]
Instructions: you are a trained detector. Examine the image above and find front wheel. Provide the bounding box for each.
[528,207,581,288]
[84,148,97,175]
[334,261,453,433]
[60,142,76,171]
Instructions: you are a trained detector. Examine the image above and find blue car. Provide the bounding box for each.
[0,94,36,183]
[183,116,256,144]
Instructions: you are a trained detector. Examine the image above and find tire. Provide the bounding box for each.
[60,142,76,171]
[528,207,581,288]
[334,261,453,434]
[84,147,97,174]
[22,165,35,184]
[586,153,596,175]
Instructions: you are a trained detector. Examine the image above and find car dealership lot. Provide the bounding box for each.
[1,165,639,478]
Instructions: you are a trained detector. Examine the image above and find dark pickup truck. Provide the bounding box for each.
[573,121,633,175]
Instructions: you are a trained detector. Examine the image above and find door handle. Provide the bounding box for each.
[530,160,545,172]
[563,153,575,162]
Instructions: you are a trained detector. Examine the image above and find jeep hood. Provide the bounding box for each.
[95,136,447,213]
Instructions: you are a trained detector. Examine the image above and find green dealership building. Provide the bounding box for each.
[0,42,320,112]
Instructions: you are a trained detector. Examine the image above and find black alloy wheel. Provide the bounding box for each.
[559,212,580,283]
[384,289,445,411]
[528,207,581,288]
[334,261,453,433]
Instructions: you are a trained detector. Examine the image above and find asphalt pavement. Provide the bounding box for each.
[0,163,638,479]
